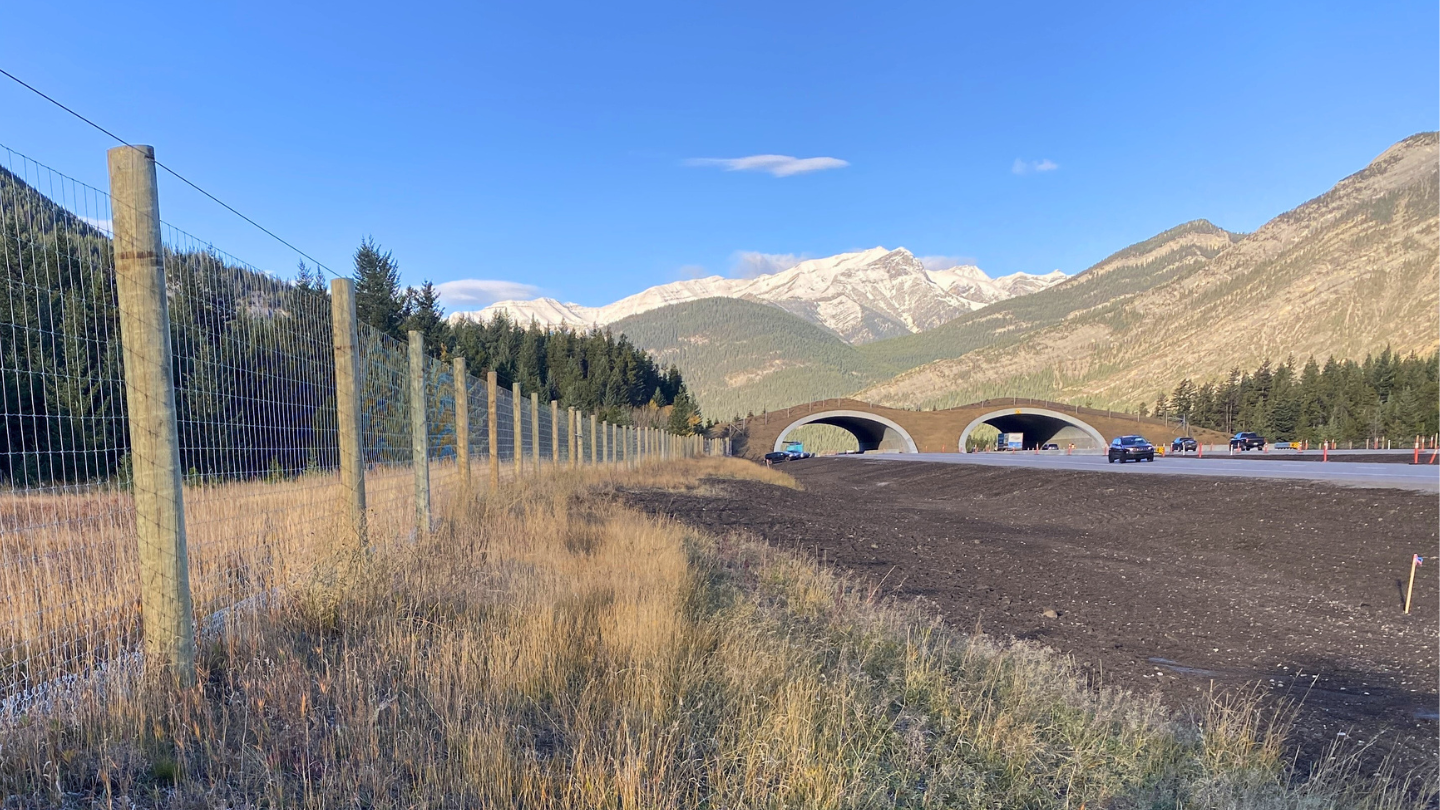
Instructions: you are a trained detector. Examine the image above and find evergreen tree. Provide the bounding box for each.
[667,386,700,435]
[1170,379,1195,423]
[403,280,448,350]
[353,238,405,340]
[295,260,326,294]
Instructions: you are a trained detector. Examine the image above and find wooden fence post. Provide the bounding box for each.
[531,392,541,469]
[408,331,430,537]
[330,278,367,554]
[454,356,469,492]
[569,408,579,468]
[512,382,524,474]
[109,144,196,684]
[487,371,499,488]
[551,400,560,464]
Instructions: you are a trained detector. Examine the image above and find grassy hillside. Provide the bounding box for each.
[857,219,1241,371]
[611,297,896,420]
[863,132,1440,411]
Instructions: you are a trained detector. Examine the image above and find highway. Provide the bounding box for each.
[845,451,1440,492]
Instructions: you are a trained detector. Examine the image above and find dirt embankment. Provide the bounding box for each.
[624,457,1439,773]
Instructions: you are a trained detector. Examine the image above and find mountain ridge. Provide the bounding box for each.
[452,247,1067,344]
[858,132,1439,410]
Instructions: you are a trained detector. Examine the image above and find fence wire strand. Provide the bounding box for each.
[0,145,714,704]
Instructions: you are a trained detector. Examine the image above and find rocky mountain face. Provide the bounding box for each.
[450,247,1067,344]
[858,219,1242,373]
[860,132,1440,410]
[928,264,1068,303]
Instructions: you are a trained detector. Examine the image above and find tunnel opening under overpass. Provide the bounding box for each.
[775,410,919,454]
[959,407,1106,451]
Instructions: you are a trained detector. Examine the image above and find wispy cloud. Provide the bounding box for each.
[918,254,979,271]
[686,154,849,177]
[730,251,806,278]
[676,264,709,280]
[79,215,113,233]
[435,279,541,309]
[1012,158,1059,175]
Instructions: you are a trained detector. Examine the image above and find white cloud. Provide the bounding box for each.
[435,279,541,308]
[1012,158,1059,175]
[686,154,849,177]
[730,251,806,279]
[918,254,979,271]
[676,264,709,279]
[79,215,113,233]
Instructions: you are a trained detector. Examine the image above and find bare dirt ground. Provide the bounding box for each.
[623,457,1440,774]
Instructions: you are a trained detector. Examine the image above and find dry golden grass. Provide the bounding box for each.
[0,458,1431,807]
[1,460,465,696]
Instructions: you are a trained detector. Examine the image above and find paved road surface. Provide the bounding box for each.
[845,452,1440,492]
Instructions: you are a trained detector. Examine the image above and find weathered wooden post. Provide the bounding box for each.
[512,382,524,474]
[109,145,196,684]
[330,278,367,554]
[454,357,470,491]
[551,400,560,465]
[487,371,499,488]
[409,331,430,537]
[590,413,598,466]
[531,392,541,469]
[569,408,579,469]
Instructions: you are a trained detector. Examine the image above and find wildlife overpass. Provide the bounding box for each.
[736,397,1229,458]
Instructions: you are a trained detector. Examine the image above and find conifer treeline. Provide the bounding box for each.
[2,165,341,486]
[345,240,702,433]
[1145,350,1438,443]
[0,160,703,488]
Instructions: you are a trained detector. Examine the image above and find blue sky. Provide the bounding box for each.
[2,1,1435,312]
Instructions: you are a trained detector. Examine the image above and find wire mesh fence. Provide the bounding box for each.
[1,147,137,701]
[0,144,725,704]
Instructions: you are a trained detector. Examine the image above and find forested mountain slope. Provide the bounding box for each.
[861,132,1440,410]
[618,222,1240,415]
[611,297,896,420]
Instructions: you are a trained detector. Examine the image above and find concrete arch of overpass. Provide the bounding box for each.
[959,407,1107,451]
[775,410,919,454]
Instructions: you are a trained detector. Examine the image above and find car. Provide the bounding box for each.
[1230,432,1266,451]
[762,451,789,464]
[1040,443,1060,450]
[1108,434,1155,463]
[1171,436,1198,453]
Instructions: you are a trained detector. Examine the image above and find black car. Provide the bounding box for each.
[1230,432,1266,451]
[1040,442,1060,450]
[1171,436,1198,453]
[762,451,789,464]
[1108,435,1155,463]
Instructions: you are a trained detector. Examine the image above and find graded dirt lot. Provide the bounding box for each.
[624,457,1440,773]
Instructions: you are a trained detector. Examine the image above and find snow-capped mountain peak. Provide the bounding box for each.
[451,247,1067,344]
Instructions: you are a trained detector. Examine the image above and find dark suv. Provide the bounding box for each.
[1171,436,1197,453]
[1230,432,1266,451]
[1108,435,1155,463]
